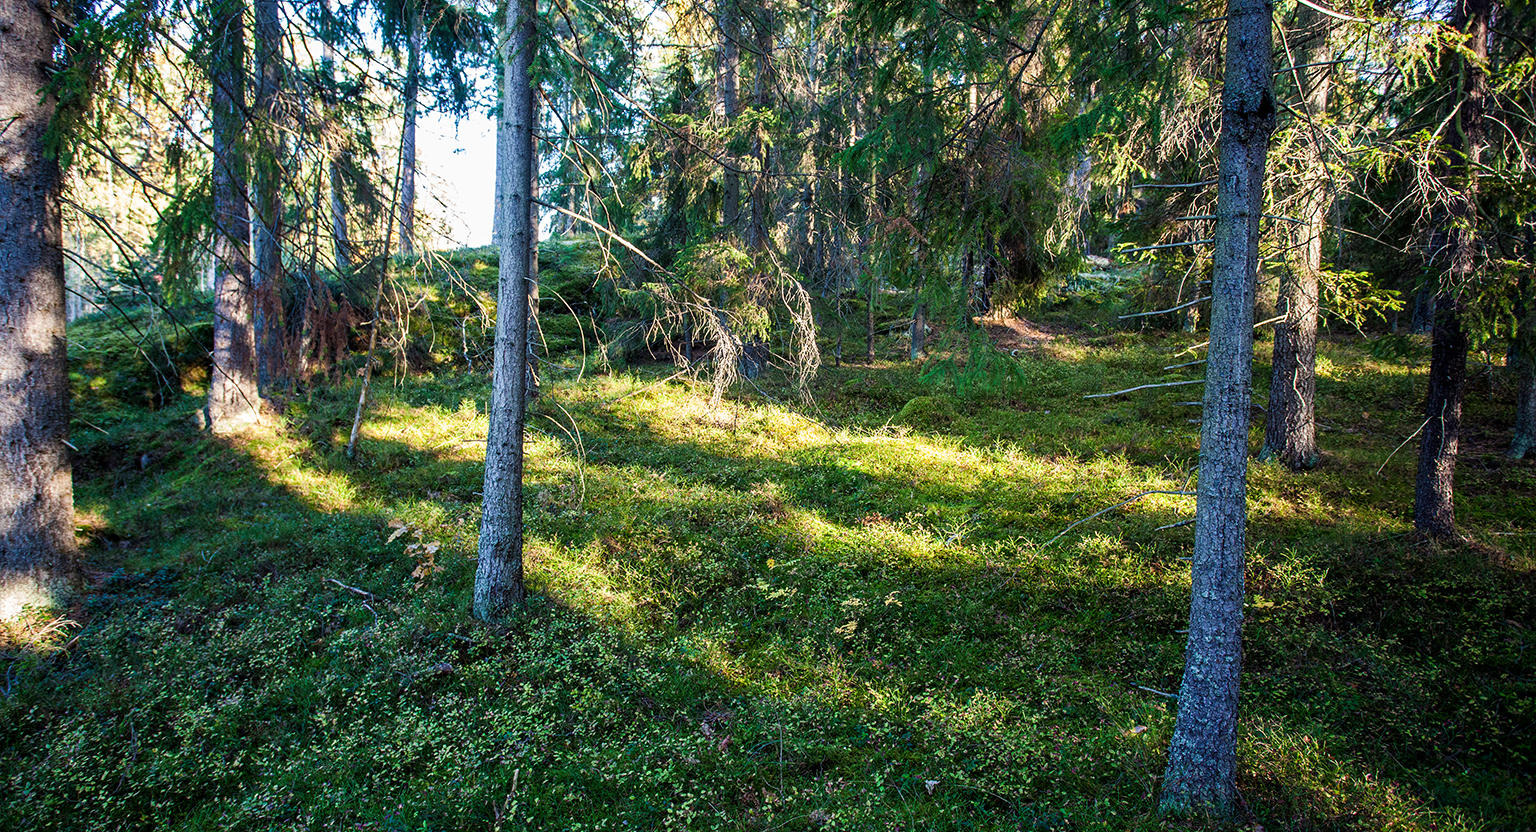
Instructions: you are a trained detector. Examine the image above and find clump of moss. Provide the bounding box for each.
[894,395,959,429]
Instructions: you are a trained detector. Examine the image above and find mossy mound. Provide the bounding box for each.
[894,395,959,429]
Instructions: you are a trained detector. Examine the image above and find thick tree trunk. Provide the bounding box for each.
[476,0,535,620]
[1159,0,1273,817]
[1416,293,1469,535]
[1414,0,1488,539]
[717,0,740,230]
[400,9,422,256]
[1261,7,1332,470]
[206,0,261,433]
[253,0,286,391]
[1,0,76,612]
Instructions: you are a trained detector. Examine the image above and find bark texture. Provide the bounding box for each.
[1260,8,1332,471]
[206,0,262,433]
[400,10,422,256]
[1160,0,1274,816]
[253,0,286,391]
[1,0,76,612]
[320,6,352,274]
[717,0,741,230]
[746,5,773,251]
[1414,0,1488,539]
[1511,271,1536,459]
[475,0,535,620]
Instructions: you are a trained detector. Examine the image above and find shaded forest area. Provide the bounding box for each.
[1,0,1534,827]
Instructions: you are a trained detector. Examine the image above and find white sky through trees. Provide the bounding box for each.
[419,108,497,247]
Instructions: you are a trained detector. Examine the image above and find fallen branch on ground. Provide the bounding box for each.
[1084,379,1203,399]
[1044,490,1196,546]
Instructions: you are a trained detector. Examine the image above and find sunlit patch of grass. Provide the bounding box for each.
[0,604,78,654]
[241,430,360,513]
[1240,720,1485,832]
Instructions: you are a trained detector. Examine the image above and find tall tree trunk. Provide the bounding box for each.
[910,285,926,360]
[866,271,877,363]
[1261,7,1333,470]
[717,0,740,231]
[746,6,772,251]
[400,8,422,256]
[206,0,261,433]
[476,0,535,620]
[253,0,286,391]
[565,90,584,237]
[329,157,351,272]
[527,84,541,400]
[910,50,934,361]
[1414,0,1489,539]
[1,0,76,611]
[1159,0,1274,816]
[320,20,352,275]
[1510,266,1536,459]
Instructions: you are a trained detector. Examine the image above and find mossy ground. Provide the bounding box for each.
[2,258,1533,831]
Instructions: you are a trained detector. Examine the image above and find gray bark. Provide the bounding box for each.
[1260,7,1332,470]
[321,28,352,274]
[206,0,261,433]
[527,83,540,400]
[253,0,285,391]
[910,290,927,360]
[1414,0,1488,539]
[475,0,536,620]
[1,0,76,610]
[1511,269,1535,459]
[1159,0,1274,816]
[329,158,351,273]
[746,6,773,251]
[717,0,741,230]
[400,9,422,256]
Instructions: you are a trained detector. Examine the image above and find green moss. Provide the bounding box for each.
[14,253,1531,832]
[893,395,960,429]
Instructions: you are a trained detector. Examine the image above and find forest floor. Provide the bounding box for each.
[3,255,1534,831]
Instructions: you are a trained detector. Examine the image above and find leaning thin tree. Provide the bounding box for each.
[0,0,77,615]
[1159,0,1274,816]
[474,0,536,621]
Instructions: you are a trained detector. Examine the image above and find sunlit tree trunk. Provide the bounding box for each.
[717,0,741,231]
[206,0,261,433]
[1160,0,1274,816]
[400,7,422,256]
[1261,7,1332,470]
[746,6,772,251]
[476,0,536,620]
[0,0,76,611]
[320,16,353,275]
[1414,0,1489,539]
[527,83,541,400]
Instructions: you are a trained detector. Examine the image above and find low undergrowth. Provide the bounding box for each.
[2,278,1533,831]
